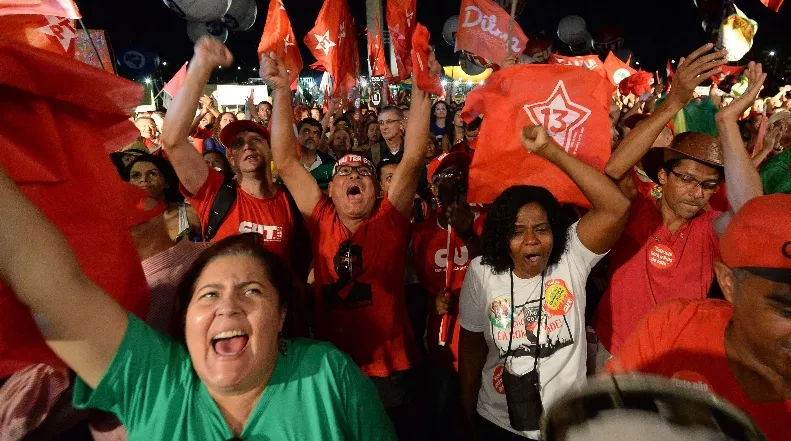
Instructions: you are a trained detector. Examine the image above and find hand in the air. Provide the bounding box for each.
[193,36,233,71]
[520,125,553,155]
[666,43,727,109]
[716,62,766,123]
[259,52,290,91]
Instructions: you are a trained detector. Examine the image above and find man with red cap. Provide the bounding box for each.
[608,193,791,441]
[160,37,306,275]
[592,46,766,357]
[261,48,439,437]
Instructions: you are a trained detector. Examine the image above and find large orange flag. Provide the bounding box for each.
[462,64,614,207]
[549,53,605,78]
[603,51,636,87]
[386,0,416,81]
[456,0,528,66]
[305,0,359,97]
[258,0,303,91]
[0,0,80,18]
[367,18,390,77]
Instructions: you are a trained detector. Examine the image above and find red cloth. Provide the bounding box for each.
[163,62,187,97]
[367,18,390,77]
[192,126,212,153]
[592,194,721,354]
[304,0,359,97]
[666,59,675,82]
[710,65,745,86]
[0,14,77,57]
[307,196,419,377]
[608,299,791,441]
[618,70,653,97]
[603,51,636,87]
[0,40,150,379]
[386,0,416,80]
[0,0,80,18]
[761,0,784,12]
[457,0,528,66]
[410,214,472,372]
[411,23,443,96]
[461,64,614,207]
[258,0,303,91]
[549,53,605,77]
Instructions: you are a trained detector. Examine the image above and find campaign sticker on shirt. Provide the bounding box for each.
[488,296,512,329]
[648,243,675,269]
[671,371,713,394]
[543,279,575,316]
[492,365,506,394]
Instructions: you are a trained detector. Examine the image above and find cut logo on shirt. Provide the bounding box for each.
[239,222,284,241]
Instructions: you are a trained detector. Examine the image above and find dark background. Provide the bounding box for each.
[78,0,790,87]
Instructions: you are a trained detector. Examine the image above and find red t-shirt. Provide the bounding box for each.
[182,168,297,266]
[593,194,721,354]
[608,300,791,441]
[410,214,472,372]
[192,126,213,153]
[307,196,419,377]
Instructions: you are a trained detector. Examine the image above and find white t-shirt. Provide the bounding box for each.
[459,221,606,438]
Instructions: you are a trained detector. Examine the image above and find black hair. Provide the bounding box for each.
[430,100,449,126]
[333,116,352,128]
[377,158,400,178]
[257,101,272,108]
[176,234,296,343]
[122,153,185,204]
[463,116,483,132]
[297,117,322,133]
[202,150,234,179]
[481,185,570,274]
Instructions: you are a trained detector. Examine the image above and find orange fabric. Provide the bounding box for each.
[461,64,614,207]
[618,70,653,97]
[411,23,443,96]
[367,18,390,78]
[0,0,80,18]
[258,0,302,91]
[163,62,187,97]
[304,0,359,97]
[0,40,149,378]
[457,0,528,66]
[0,14,76,57]
[307,196,419,377]
[608,299,791,441]
[549,53,605,77]
[385,0,416,81]
[603,51,636,87]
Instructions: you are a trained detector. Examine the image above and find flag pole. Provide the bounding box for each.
[77,19,105,71]
[506,0,518,55]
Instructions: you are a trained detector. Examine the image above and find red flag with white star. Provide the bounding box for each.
[710,65,745,86]
[0,0,80,19]
[461,64,614,207]
[305,0,359,97]
[0,13,77,56]
[386,0,416,81]
[258,0,303,91]
[456,0,528,66]
[367,18,390,77]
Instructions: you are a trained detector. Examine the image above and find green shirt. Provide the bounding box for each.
[760,149,791,195]
[74,314,396,441]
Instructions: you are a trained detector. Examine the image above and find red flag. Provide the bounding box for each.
[603,51,636,87]
[163,62,188,97]
[322,84,330,114]
[258,0,303,91]
[760,0,783,12]
[386,0,416,80]
[411,23,443,96]
[0,0,80,19]
[461,64,614,207]
[0,13,77,56]
[549,53,606,77]
[457,0,528,66]
[367,18,390,77]
[666,59,675,82]
[710,64,745,86]
[305,0,359,97]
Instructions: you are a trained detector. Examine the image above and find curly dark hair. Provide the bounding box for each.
[122,153,185,204]
[481,185,570,274]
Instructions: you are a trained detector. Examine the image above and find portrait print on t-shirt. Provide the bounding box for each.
[490,278,576,374]
[322,240,373,310]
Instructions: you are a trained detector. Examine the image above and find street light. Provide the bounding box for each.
[162,61,168,66]
[144,78,152,84]
[360,78,368,88]
[769,51,776,56]
[635,61,640,66]
[671,59,676,63]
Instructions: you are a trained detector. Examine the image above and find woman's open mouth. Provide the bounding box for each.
[211,330,249,357]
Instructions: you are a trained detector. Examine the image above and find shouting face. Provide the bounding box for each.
[509,203,554,279]
[229,130,271,175]
[329,160,377,220]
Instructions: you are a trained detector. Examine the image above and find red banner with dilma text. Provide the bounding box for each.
[456,0,528,66]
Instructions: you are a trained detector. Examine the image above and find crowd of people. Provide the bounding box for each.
[1,34,790,441]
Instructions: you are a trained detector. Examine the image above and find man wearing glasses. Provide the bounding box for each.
[591,46,765,361]
[367,105,407,167]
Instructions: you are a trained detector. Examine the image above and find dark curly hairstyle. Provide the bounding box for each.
[122,153,185,204]
[481,185,570,274]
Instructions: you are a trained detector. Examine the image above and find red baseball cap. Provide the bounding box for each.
[427,151,471,183]
[720,194,791,283]
[219,120,271,153]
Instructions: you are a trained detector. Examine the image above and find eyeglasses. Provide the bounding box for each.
[670,170,720,191]
[378,119,403,126]
[334,165,374,177]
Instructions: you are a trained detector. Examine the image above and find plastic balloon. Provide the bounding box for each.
[222,0,257,32]
[460,53,486,75]
[592,25,624,54]
[557,15,588,46]
[442,15,459,47]
[162,0,231,23]
[186,20,228,43]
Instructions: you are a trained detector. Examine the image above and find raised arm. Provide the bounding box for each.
[521,126,630,254]
[161,37,232,195]
[260,52,322,217]
[387,52,441,217]
[605,44,727,190]
[713,62,766,236]
[0,166,127,389]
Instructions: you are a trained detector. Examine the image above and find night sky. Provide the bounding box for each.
[78,0,789,85]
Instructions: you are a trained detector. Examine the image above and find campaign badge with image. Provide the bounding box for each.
[488,296,512,329]
[648,243,675,269]
[543,279,575,316]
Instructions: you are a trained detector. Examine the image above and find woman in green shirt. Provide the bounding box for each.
[0,166,395,441]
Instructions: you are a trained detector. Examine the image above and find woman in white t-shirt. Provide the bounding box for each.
[458,125,630,440]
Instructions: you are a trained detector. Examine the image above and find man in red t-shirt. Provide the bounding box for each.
[592,46,764,355]
[608,193,791,441]
[262,50,440,434]
[160,39,306,276]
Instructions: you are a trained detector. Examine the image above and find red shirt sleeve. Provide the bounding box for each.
[180,167,224,223]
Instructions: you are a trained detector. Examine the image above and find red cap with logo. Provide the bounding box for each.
[427,151,472,183]
[720,194,791,283]
[220,120,271,154]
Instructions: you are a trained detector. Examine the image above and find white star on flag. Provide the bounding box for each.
[523,80,591,153]
[406,11,414,27]
[283,34,295,53]
[391,24,405,42]
[37,15,77,52]
[277,0,285,10]
[314,30,336,56]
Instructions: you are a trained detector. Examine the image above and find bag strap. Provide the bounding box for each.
[204,178,238,241]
